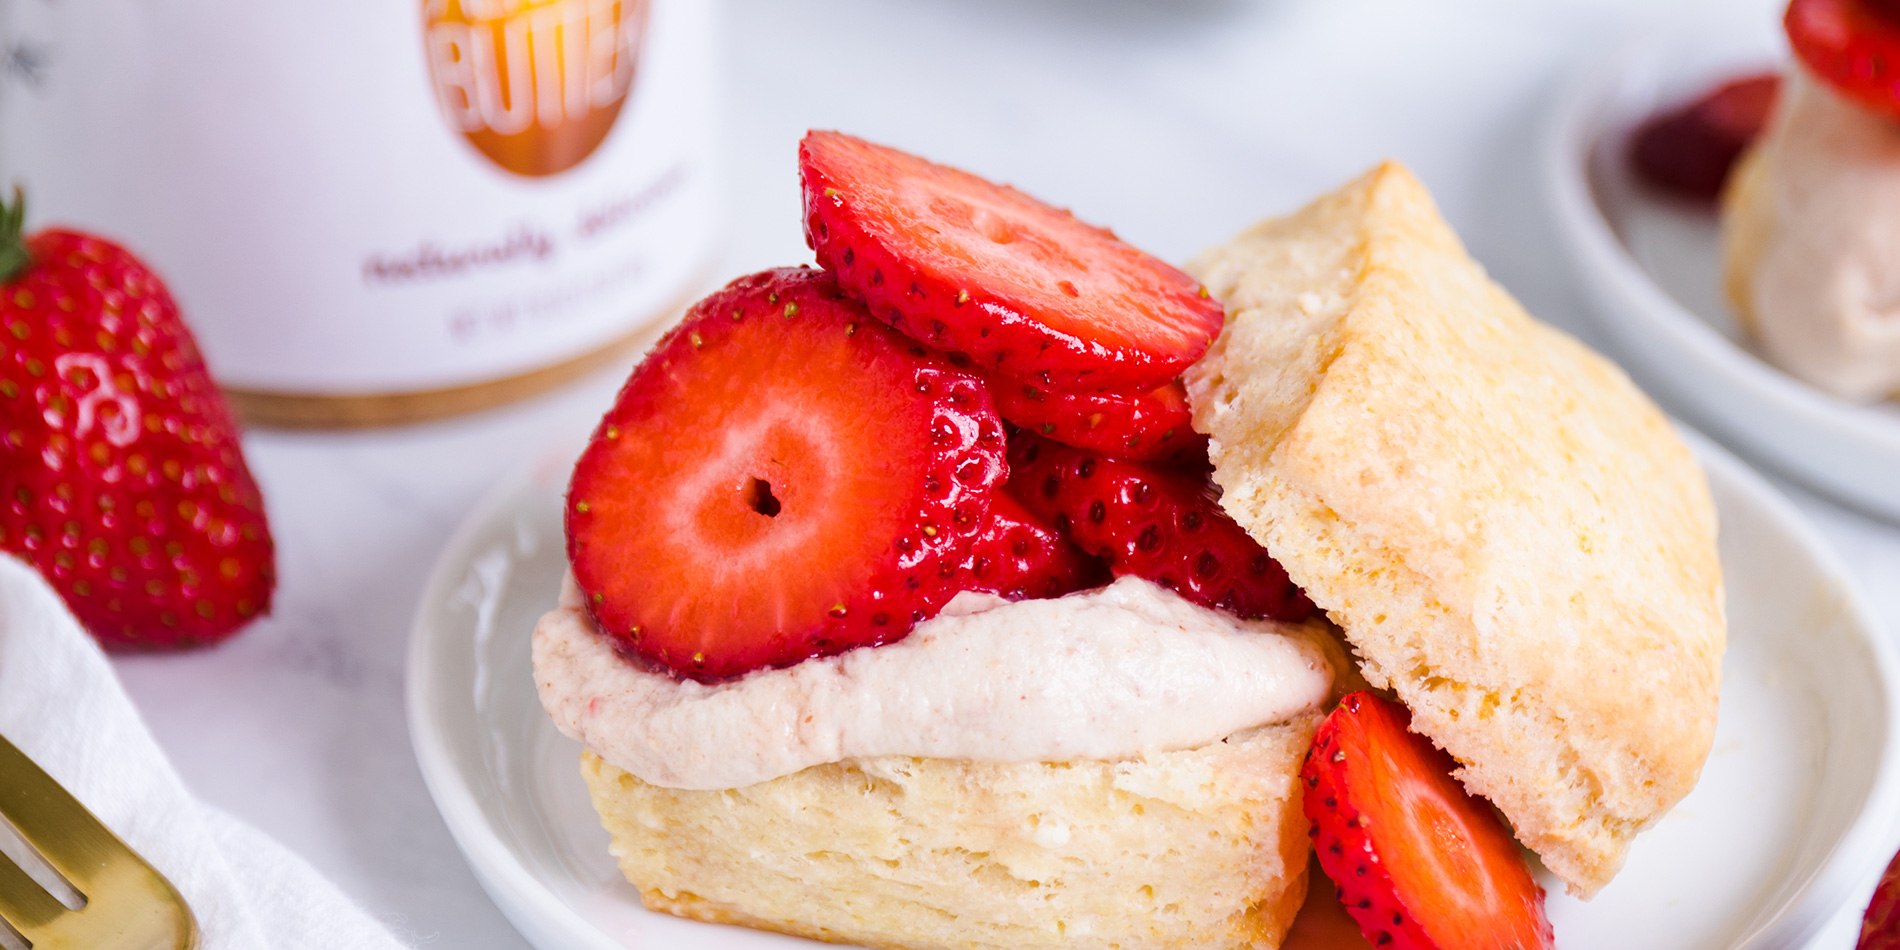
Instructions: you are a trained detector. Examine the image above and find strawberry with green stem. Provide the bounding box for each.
[0,189,275,649]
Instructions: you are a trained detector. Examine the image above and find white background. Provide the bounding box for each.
[86,0,1900,947]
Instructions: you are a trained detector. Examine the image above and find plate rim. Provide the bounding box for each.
[1539,34,1900,522]
[405,445,625,950]
[1680,427,1900,949]
[406,431,1900,950]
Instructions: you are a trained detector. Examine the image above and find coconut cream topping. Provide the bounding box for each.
[1729,69,1900,401]
[532,574,1335,790]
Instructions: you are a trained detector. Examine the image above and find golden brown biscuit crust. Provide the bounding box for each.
[1185,161,1725,897]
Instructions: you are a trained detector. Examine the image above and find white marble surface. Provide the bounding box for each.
[98,0,1900,947]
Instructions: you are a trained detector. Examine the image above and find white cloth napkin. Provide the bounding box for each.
[0,554,410,950]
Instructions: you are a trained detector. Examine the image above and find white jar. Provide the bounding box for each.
[0,0,720,425]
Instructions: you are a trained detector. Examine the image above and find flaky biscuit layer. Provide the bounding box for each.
[1186,162,1725,897]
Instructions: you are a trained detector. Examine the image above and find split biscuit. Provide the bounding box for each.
[1185,161,1725,897]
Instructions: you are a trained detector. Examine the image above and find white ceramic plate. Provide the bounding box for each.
[1542,29,1900,522]
[408,432,1900,950]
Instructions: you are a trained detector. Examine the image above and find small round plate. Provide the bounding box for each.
[407,432,1900,950]
[1542,28,1900,522]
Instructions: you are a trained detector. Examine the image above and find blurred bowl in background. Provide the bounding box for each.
[1543,29,1900,522]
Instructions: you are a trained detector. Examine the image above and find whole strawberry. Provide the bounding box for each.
[0,190,274,650]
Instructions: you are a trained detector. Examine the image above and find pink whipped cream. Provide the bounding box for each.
[1734,70,1900,400]
[533,574,1334,790]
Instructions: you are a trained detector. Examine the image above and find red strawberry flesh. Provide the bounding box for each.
[1005,432,1312,620]
[1630,73,1781,202]
[1788,0,1900,121]
[565,267,1007,682]
[0,225,274,649]
[989,376,1209,464]
[800,130,1224,394]
[1303,692,1553,950]
[948,491,1107,602]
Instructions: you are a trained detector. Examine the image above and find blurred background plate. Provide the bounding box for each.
[1543,30,1900,522]
[407,431,1900,950]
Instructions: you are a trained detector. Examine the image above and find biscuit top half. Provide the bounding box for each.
[1184,161,1725,898]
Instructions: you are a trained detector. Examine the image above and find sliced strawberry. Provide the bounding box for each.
[1788,0,1900,121]
[950,491,1107,601]
[565,267,1007,681]
[1303,692,1553,950]
[1630,73,1781,202]
[989,376,1210,464]
[1005,433,1313,620]
[799,130,1224,394]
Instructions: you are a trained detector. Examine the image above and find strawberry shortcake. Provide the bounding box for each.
[533,137,1724,950]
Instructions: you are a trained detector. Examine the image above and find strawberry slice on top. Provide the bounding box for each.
[566,267,1007,681]
[1303,692,1554,950]
[800,131,1225,394]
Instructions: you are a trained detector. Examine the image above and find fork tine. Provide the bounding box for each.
[0,734,196,949]
[0,846,66,932]
[0,735,131,883]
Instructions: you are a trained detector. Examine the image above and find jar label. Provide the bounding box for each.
[424,0,650,177]
[0,0,719,397]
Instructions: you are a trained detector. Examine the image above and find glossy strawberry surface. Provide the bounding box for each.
[989,376,1208,464]
[0,223,274,650]
[565,267,1008,681]
[949,491,1106,602]
[1006,432,1312,620]
[800,130,1224,394]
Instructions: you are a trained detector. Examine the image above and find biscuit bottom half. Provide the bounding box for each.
[578,713,1323,950]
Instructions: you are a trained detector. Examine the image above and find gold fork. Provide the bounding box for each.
[0,734,196,950]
